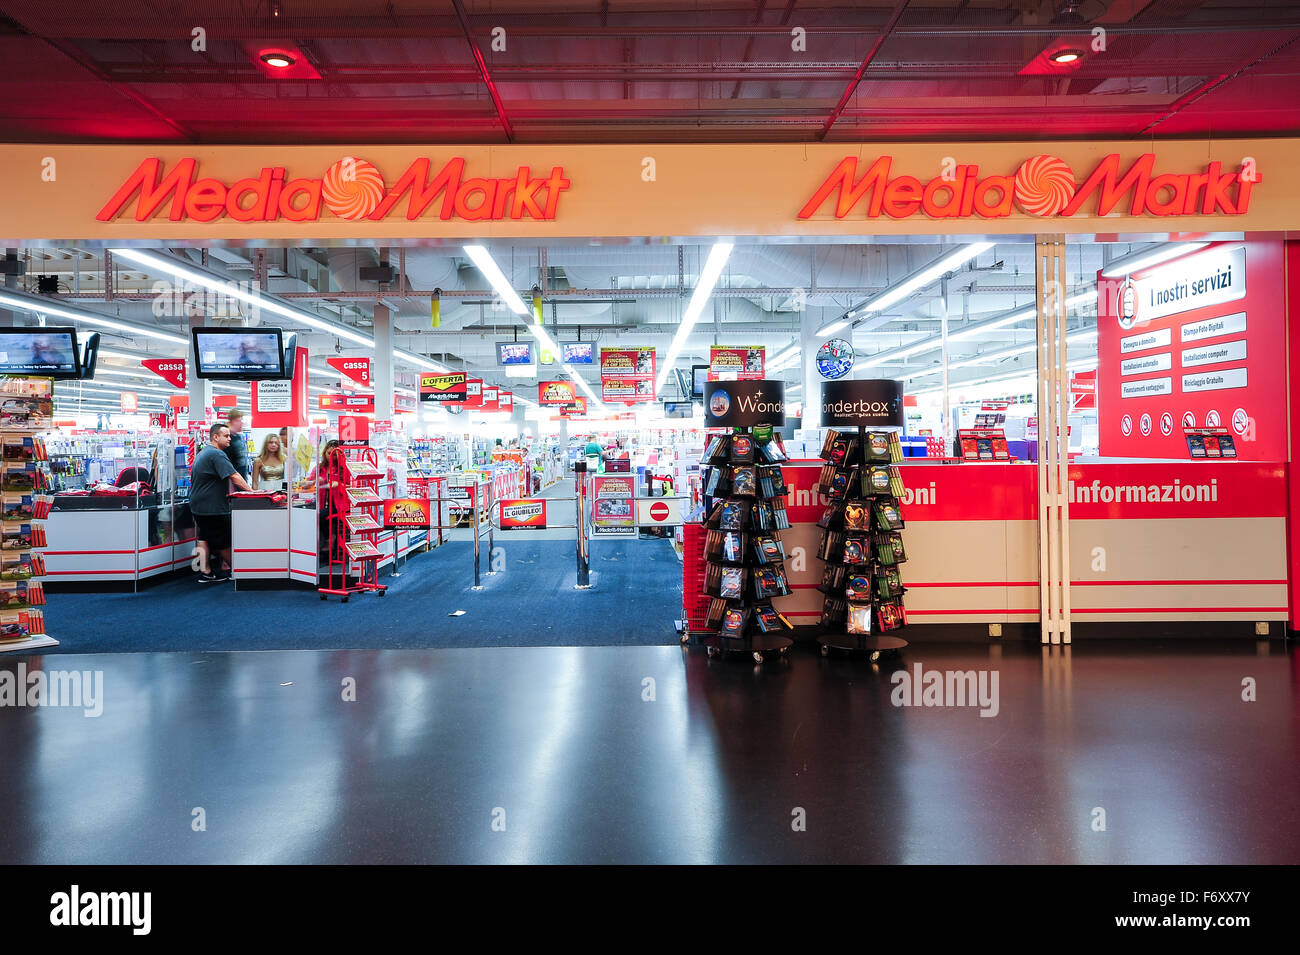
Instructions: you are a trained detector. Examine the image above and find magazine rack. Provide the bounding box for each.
[697,426,795,664]
[813,426,909,660]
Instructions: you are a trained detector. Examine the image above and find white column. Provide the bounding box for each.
[800,309,822,427]
[187,314,212,422]
[373,302,394,422]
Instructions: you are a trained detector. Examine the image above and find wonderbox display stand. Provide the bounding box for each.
[697,380,796,664]
[814,379,910,661]
[319,442,387,602]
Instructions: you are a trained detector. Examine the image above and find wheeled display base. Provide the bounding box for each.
[816,632,908,661]
[703,632,794,663]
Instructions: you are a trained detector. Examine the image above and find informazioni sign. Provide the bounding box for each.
[799,153,1260,221]
[821,379,904,427]
[703,380,785,428]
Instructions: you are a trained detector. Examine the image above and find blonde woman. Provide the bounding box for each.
[252,433,288,491]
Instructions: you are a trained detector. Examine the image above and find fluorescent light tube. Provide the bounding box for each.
[1100,242,1210,278]
[657,242,733,391]
[861,243,994,314]
[0,289,189,345]
[463,246,529,316]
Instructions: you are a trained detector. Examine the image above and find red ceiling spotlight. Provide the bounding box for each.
[1019,39,1089,76]
[260,51,296,69]
[247,42,321,79]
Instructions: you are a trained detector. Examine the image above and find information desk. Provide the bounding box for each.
[770,459,1287,626]
[44,497,196,584]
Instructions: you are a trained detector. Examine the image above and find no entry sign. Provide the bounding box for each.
[635,497,682,526]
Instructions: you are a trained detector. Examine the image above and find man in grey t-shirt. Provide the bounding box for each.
[191,422,252,582]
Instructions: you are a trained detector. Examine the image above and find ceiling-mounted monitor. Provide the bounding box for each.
[78,332,100,380]
[691,364,708,399]
[497,341,534,366]
[0,327,80,378]
[561,342,594,364]
[191,327,287,380]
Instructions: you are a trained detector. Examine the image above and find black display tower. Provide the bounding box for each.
[814,378,910,661]
[698,379,795,663]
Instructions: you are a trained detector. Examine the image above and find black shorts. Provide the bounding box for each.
[193,512,232,551]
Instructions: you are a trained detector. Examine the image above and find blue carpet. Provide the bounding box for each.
[35,537,684,654]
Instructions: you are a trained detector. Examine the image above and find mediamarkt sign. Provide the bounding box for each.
[798,153,1260,220]
[96,156,571,223]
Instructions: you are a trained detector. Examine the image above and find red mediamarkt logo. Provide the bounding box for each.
[798,154,1259,220]
[96,156,571,223]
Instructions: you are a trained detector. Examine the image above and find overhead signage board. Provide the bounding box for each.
[820,379,904,428]
[702,380,785,428]
[420,372,467,403]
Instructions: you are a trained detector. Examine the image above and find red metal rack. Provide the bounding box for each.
[319,444,387,602]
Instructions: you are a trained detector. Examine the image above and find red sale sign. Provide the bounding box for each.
[1097,240,1283,461]
[142,358,186,388]
[327,357,371,386]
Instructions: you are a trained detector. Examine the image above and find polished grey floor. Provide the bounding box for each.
[1,639,1296,864]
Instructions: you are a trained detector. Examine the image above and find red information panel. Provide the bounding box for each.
[499,498,546,529]
[461,378,484,410]
[709,345,765,380]
[382,498,431,528]
[327,357,371,387]
[558,397,588,417]
[319,394,375,413]
[142,357,186,389]
[600,347,656,403]
[1097,240,1284,460]
[251,346,309,428]
[480,385,500,412]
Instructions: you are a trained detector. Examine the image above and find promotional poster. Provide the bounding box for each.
[600,347,657,403]
[709,345,765,380]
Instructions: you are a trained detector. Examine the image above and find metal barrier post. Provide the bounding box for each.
[472,484,482,590]
[574,462,591,589]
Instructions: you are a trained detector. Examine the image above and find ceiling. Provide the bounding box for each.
[0,0,1297,144]
[11,237,1122,413]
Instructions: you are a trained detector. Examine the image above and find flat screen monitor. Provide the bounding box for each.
[561,342,594,364]
[191,327,287,380]
[0,327,80,378]
[691,364,708,399]
[662,401,693,419]
[497,342,534,366]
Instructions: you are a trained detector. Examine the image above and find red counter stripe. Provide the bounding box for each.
[908,609,1039,615]
[43,549,134,556]
[290,549,317,557]
[908,581,1038,588]
[234,548,289,554]
[1071,579,1286,586]
[42,569,133,575]
[1072,606,1286,613]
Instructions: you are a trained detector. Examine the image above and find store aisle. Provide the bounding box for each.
[2,639,1296,864]
[37,536,683,654]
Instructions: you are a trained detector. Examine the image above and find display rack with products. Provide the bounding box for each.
[695,380,796,663]
[697,428,795,662]
[813,379,910,660]
[0,378,55,652]
[319,443,387,602]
